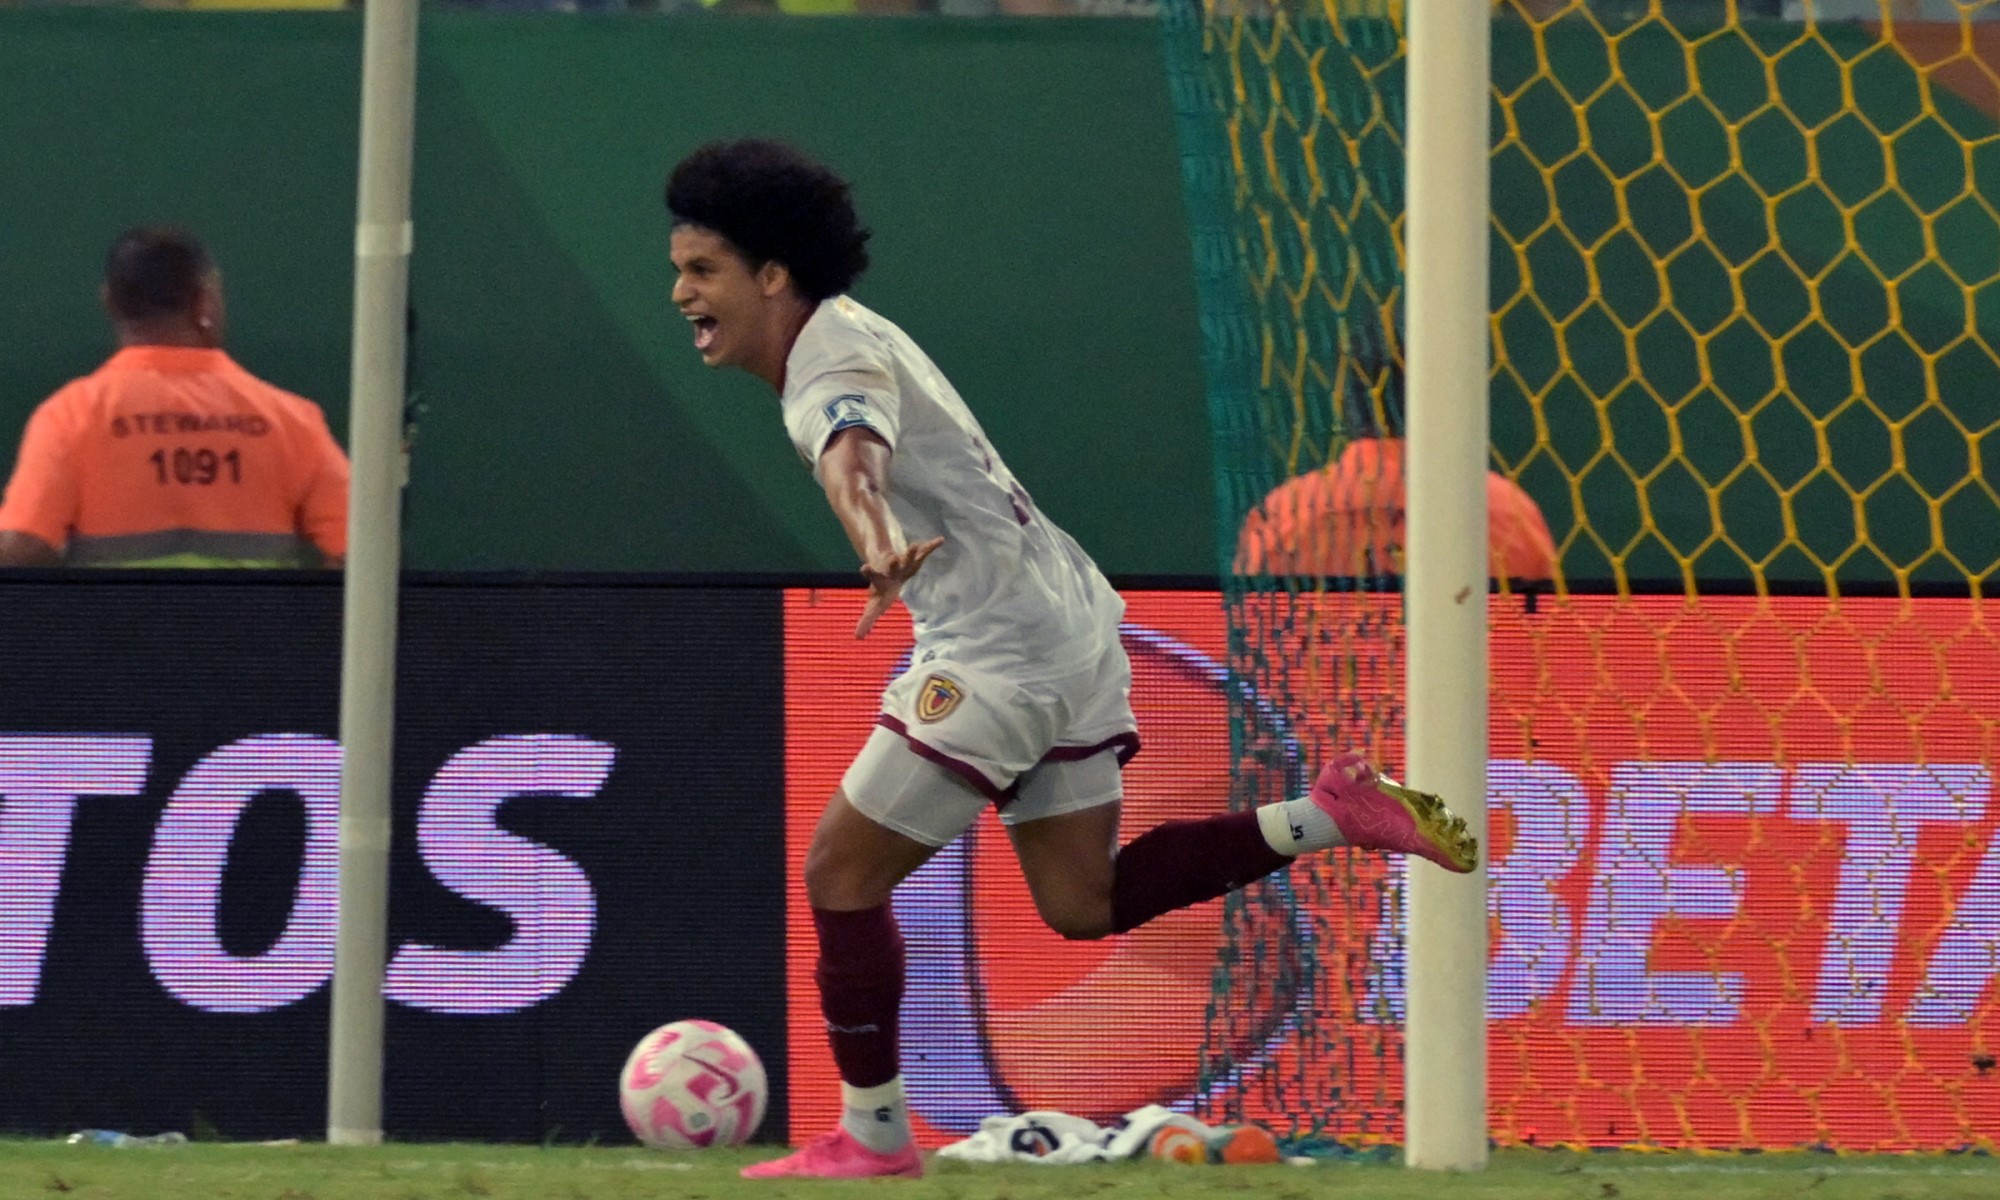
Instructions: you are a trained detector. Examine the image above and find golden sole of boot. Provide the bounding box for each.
[1376,775,1480,873]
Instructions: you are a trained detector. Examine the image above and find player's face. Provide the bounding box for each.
[669,225,777,372]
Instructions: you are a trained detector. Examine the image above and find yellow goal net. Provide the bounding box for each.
[1167,0,2000,1150]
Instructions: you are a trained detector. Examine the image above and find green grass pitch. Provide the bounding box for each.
[3,1142,1999,1200]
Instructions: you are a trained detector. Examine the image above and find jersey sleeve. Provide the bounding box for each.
[781,343,902,474]
[0,391,84,549]
[295,406,351,562]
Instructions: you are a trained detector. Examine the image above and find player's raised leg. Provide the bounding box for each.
[1008,749,1476,941]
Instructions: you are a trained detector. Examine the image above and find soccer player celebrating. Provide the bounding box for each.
[664,140,1477,1181]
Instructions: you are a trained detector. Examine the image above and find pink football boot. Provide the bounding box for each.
[739,1128,924,1180]
[1310,753,1479,873]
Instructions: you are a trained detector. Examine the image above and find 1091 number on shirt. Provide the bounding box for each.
[148,447,242,485]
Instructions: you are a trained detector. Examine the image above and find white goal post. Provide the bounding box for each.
[1402,0,1493,1172]
[327,0,419,1148]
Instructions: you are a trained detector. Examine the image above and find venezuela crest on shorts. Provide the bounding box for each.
[916,674,964,723]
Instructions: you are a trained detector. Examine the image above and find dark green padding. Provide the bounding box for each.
[0,11,1213,574]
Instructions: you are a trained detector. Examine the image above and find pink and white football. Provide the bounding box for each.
[618,1019,768,1149]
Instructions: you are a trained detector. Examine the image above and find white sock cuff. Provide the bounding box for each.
[841,1077,906,1110]
[1257,802,1302,856]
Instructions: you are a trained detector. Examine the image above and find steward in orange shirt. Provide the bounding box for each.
[0,227,349,568]
[1236,367,1557,584]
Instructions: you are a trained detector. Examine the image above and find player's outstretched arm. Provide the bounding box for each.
[819,427,943,639]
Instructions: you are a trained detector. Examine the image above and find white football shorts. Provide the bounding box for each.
[841,639,1140,848]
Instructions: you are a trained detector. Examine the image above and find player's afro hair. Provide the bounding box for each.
[104,226,214,322]
[665,140,872,303]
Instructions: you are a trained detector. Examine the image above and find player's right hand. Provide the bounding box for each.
[856,536,944,639]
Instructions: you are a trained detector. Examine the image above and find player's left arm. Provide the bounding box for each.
[819,427,943,639]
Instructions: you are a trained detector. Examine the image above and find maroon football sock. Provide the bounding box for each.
[1110,811,1292,934]
[812,904,905,1089]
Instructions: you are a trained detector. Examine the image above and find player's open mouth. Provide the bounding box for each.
[690,315,719,353]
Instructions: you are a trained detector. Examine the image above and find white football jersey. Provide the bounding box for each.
[781,296,1124,680]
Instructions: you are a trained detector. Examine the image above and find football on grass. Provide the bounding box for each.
[619,1019,768,1149]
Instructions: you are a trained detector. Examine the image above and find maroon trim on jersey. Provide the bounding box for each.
[876,714,1011,804]
[1037,731,1143,768]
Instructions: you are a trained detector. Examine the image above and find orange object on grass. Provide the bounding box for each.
[1147,1125,1207,1164]
[1211,1125,1282,1165]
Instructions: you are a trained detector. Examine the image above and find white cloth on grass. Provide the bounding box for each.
[934,1104,1214,1165]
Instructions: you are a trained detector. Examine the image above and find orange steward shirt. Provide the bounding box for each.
[0,347,349,567]
[1236,437,1557,581]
